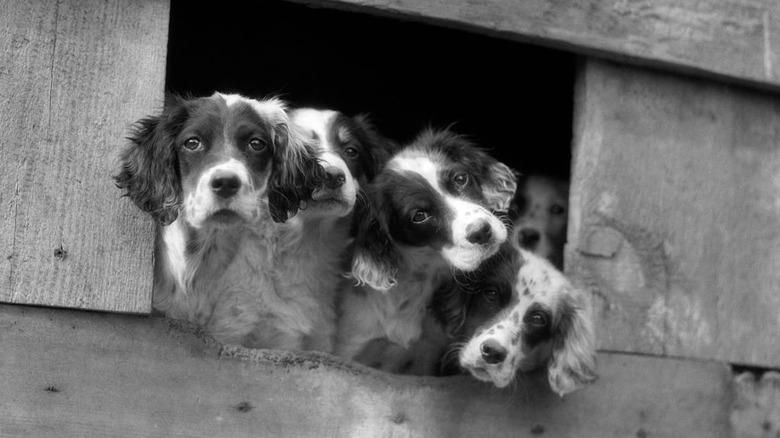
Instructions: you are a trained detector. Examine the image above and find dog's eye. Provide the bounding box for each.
[411,210,430,224]
[453,172,469,187]
[530,311,548,327]
[483,289,500,303]
[344,146,359,159]
[249,138,267,151]
[550,204,565,215]
[183,137,201,150]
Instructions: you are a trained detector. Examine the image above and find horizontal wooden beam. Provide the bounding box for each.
[0,304,739,437]
[288,0,780,92]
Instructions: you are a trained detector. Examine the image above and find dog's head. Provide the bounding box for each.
[114,93,325,227]
[290,108,396,219]
[509,174,569,268]
[350,128,518,291]
[435,241,596,396]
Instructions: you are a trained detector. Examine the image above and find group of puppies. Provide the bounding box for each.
[115,92,595,397]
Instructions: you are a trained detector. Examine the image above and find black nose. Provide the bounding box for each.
[519,228,541,248]
[466,220,492,244]
[324,167,346,189]
[480,339,507,365]
[210,173,241,198]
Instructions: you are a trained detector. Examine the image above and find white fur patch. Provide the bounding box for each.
[220,93,289,122]
[184,158,262,229]
[388,155,441,191]
[442,195,507,270]
[162,218,189,293]
[290,108,337,143]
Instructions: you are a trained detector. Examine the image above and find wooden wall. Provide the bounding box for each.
[0,0,168,313]
[568,59,780,368]
[2,0,780,436]
[290,0,780,92]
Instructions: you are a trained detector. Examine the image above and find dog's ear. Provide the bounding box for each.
[352,114,399,180]
[547,290,597,397]
[482,161,519,211]
[431,276,471,337]
[267,120,327,223]
[114,95,187,225]
[350,185,399,291]
[507,173,528,222]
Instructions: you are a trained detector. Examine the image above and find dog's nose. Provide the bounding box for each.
[324,167,346,189]
[210,172,241,198]
[519,228,541,248]
[466,219,492,244]
[480,339,507,365]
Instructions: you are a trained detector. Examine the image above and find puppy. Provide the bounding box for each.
[509,173,569,269]
[115,92,333,351]
[336,128,518,367]
[285,107,397,351]
[434,239,597,396]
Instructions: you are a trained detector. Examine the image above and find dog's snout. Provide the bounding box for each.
[466,219,492,245]
[480,339,507,365]
[324,167,346,189]
[519,228,541,247]
[210,172,241,198]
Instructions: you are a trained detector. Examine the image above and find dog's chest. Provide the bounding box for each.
[272,217,351,300]
[375,252,449,347]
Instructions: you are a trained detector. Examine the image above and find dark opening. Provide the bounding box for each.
[166,0,575,178]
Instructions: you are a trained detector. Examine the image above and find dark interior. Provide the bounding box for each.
[166,0,575,178]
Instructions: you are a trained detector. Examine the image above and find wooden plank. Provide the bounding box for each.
[0,0,169,313]
[0,304,733,438]
[288,0,780,92]
[568,58,780,367]
[732,371,780,437]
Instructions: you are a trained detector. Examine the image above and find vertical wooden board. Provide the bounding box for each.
[0,1,56,311]
[0,0,169,313]
[568,58,780,367]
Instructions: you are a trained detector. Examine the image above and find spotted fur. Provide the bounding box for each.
[434,240,597,396]
[336,128,518,367]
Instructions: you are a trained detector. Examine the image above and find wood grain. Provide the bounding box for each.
[0,304,734,438]
[732,371,780,437]
[0,0,168,313]
[568,58,780,367]
[288,0,780,92]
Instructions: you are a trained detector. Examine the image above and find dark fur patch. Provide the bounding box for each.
[521,303,553,348]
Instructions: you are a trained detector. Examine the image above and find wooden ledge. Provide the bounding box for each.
[0,304,735,437]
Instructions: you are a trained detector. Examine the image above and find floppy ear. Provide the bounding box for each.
[113,96,187,225]
[507,173,528,222]
[482,161,519,211]
[352,113,399,179]
[431,277,471,337]
[547,291,597,397]
[267,121,327,223]
[349,186,399,291]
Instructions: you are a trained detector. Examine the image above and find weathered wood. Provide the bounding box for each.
[0,0,169,313]
[731,371,780,437]
[568,58,780,367]
[289,0,780,92]
[0,304,734,438]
